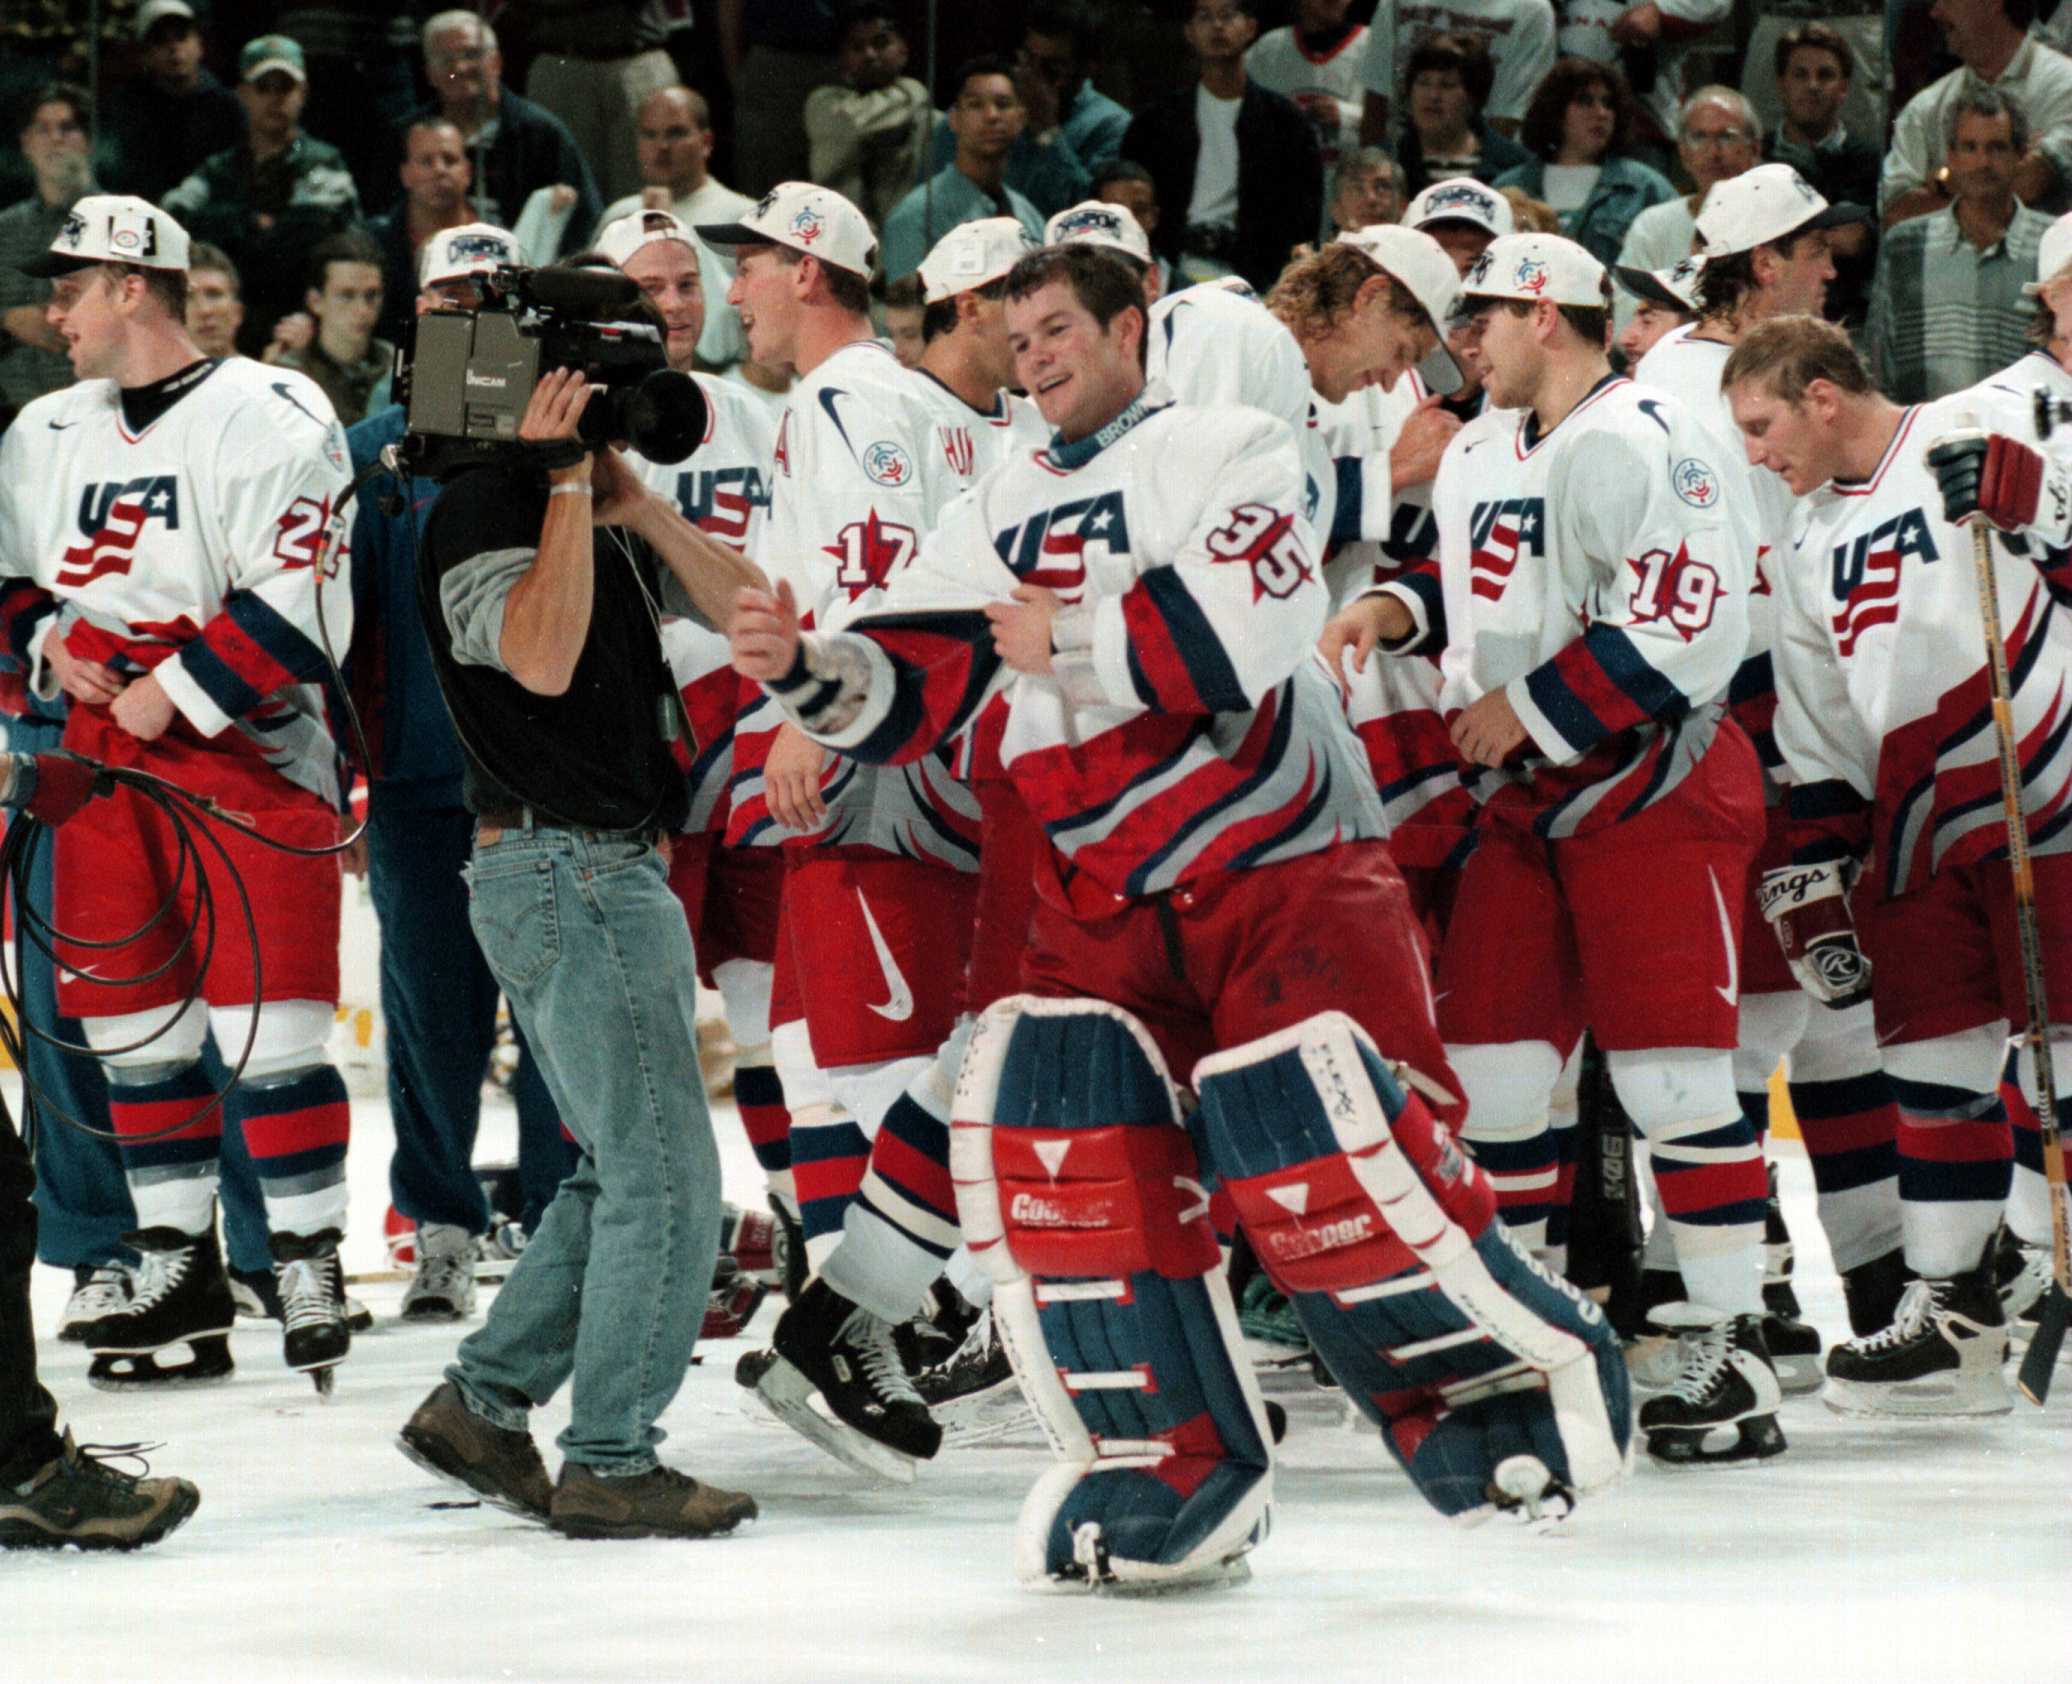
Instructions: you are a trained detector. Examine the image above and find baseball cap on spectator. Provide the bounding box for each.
[20,194,190,277]
[1334,224,1465,393]
[1461,232,1610,308]
[696,182,876,279]
[1693,163,1865,256]
[920,217,1037,303]
[134,0,196,40]
[1044,199,1153,267]
[1615,252,1706,312]
[420,222,519,288]
[240,35,308,84]
[596,209,698,268]
[2024,210,2072,296]
[1403,178,1515,240]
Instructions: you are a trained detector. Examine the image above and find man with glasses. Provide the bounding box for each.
[1613,86,1762,330]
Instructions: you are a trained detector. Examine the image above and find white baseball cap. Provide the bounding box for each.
[419,221,519,288]
[21,194,189,277]
[696,181,877,279]
[1404,178,1514,240]
[135,0,196,39]
[1694,163,1866,257]
[2025,210,2072,295]
[1461,232,1610,309]
[1044,199,1153,266]
[919,216,1038,303]
[1334,224,1465,394]
[1615,252,1707,312]
[595,208,698,270]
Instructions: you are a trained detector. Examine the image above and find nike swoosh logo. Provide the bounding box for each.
[1707,866,1738,1006]
[48,420,75,431]
[817,387,857,456]
[271,382,323,427]
[854,887,914,1023]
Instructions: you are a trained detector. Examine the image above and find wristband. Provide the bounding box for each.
[549,483,592,498]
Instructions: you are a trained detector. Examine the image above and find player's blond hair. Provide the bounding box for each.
[1720,313,1875,405]
[1268,245,1427,343]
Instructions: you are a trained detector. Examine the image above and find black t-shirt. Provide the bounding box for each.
[419,460,688,833]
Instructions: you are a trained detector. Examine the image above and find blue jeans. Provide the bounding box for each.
[448,824,719,1473]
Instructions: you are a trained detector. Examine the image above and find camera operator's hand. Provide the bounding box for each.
[766,721,829,832]
[519,366,595,488]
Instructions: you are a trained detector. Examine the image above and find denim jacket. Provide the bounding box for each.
[1492,154,1677,267]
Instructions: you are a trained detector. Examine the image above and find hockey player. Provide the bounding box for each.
[1722,314,2044,1416]
[1629,165,1908,1367]
[1328,233,1782,1463]
[0,197,358,1390]
[731,242,1632,1588]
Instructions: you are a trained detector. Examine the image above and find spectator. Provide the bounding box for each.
[1247,0,1369,188]
[1613,252,1703,362]
[1553,0,1734,156]
[264,232,391,426]
[413,11,602,260]
[1614,87,1761,323]
[521,2,679,207]
[365,119,480,352]
[162,35,362,352]
[804,3,933,229]
[1395,32,1531,198]
[881,57,1045,283]
[1328,145,1405,233]
[1868,87,2053,398]
[1122,0,1324,291]
[1767,24,1882,330]
[1402,174,1516,413]
[716,0,840,195]
[0,84,94,418]
[102,2,245,207]
[184,241,245,358]
[880,272,926,366]
[1358,0,1556,144]
[1739,9,1888,151]
[1882,0,2072,229]
[276,4,424,209]
[1493,57,1675,264]
[599,87,754,372]
[1092,159,1174,295]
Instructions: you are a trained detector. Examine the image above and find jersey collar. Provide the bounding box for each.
[1045,392,1162,470]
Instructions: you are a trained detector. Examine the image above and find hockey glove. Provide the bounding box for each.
[1927,432,2051,533]
[1757,861,1871,1010]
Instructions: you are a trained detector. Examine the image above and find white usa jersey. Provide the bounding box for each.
[783,399,1383,905]
[632,374,776,835]
[729,338,984,861]
[1633,323,1789,782]
[0,357,351,804]
[1773,389,2072,897]
[1433,375,1749,837]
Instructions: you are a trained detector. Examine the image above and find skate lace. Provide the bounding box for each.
[276,1256,337,1334]
[1849,1279,1939,1354]
[848,1311,926,1409]
[1663,1325,1734,1405]
[65,1441,163,1490]
[123,1246,189,1310]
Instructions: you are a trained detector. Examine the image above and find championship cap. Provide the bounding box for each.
[1044,199,1153,266]
[419,221,519,288]
[20,194,190,278]
[2024,209,2072,296]
[919,216,1037,303]
[1461,232,1610,308]
[239,34,308,83]
[1403,178,1514,240]
[1334,224,1465,394]
[1693,162,1866,256]
[595,208,699,269]
[695,181,877,279]
[135,0,196,39]
[1614,252,1706,312]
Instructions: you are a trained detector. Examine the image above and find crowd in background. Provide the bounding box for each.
[6,0,2072,437]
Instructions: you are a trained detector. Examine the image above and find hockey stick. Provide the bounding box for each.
[1966,515,2071,1401]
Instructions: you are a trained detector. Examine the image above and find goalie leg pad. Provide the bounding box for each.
[1193,1012,1632,1523]
[951,996,1273,1592]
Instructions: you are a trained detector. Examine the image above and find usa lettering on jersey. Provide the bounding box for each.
[1467,496,1544,601]
[676,464,771,549]
[992,491,1131,602]
[1829,508,1937,657]
[60,476,183,587]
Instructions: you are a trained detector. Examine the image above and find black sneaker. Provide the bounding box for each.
[1839,1246,1912,1339]
[549,1461,758,1540]
[0,1433,200,1552]
[271,1229,350,1390]
[397,1381,554,1518]
[86,1227,236,1376]
[1638,1305,1786,1465]
[1824,1239,2010,1417]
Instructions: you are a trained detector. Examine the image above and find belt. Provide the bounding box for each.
[474,806,662,847]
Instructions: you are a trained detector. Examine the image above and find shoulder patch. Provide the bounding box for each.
[861,439,914,488]
[1672,457,1718,510]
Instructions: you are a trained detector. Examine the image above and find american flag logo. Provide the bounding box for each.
[1830,506,1938,657]
[1467,496,1544,602]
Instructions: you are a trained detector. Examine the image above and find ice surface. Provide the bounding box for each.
[14,1095,2070,1684]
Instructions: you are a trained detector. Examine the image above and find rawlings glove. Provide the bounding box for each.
[0,752,111,827]
[1758,861,1872,1010]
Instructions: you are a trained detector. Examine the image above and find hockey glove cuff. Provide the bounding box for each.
[1927,432,2067,537]
[1757,861,1872,1010]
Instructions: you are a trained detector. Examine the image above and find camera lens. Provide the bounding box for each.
[611,368,708,465]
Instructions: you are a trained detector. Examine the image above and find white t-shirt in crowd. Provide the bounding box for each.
[1541,162,1602,215]
[1189,85,1243,230]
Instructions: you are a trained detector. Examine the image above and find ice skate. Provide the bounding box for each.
[1824,1240,2011,1418]
[57,1263,131,1344]
[1839,1246,1911,1338]
[272,1228,350,1394]
[913,1302,1035,1446]
[1638,1305,1786,1466]
[85,1227,236,1390]
[400,1222,478,1322]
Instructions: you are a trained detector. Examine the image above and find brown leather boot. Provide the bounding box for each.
[548,1461,759,1540]
[397,1381,553,1518]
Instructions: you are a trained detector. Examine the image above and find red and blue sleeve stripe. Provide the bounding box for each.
[1388,565,1446,656]
[1123,569,1249,714]
[1524,625,1686,756]
[181,590,329,722]
[1786,776,1871,866]
[779,609,1001,766]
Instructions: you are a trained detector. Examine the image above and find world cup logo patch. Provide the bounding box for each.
[790,207,824,246]
[1673,457,1718,508]
[1514,257,1549,295]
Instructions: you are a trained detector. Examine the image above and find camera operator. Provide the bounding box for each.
[398,304,766,1541]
